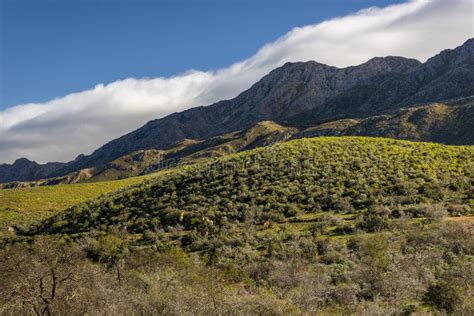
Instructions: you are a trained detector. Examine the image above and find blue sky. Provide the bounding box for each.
[0,0,405,109]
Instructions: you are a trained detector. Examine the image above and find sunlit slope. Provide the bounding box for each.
[29,137,473,239]
[0,174,155,237]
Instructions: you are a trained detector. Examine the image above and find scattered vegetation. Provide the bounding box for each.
[30,137,473,237]
[1,137,473,314]
[0,175,154,238]
[298,100,474,145]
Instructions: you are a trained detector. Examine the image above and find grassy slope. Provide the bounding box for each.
[28,137,473,244]
[0,174,156,237]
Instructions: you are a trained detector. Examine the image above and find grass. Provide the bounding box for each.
[0,174,155,237]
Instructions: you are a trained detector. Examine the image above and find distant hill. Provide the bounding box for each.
[0,159,67,183]
[3,96,473,188]
[1,39,473,184]
[1,121,296,188]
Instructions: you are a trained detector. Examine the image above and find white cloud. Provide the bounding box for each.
[1,0,472,163]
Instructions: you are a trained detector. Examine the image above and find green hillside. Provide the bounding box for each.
[30,137,473,238]
[90,120,296,182]
[4,102,472,189]
[0,174,155,238]
[4,137,474,314]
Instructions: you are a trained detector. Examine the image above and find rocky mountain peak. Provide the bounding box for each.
[360,56,422,73]
[74,154,86,162]
[12,158,37,168]
[425,38,474,68]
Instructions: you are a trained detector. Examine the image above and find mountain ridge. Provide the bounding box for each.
[2,97,472,188]
[1,39,473,183]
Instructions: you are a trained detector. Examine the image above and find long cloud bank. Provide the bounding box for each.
[1,0,473,163]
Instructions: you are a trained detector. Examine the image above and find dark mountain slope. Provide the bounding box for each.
[296,97,474,145]
[0,159,66,183]
[1,122,296,187]
[288,39,474,125]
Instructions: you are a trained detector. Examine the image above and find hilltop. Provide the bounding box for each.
[28,137,473,239]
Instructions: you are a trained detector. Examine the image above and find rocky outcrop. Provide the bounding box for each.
[287,39,474,126]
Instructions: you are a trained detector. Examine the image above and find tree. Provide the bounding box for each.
[0,237,117,315]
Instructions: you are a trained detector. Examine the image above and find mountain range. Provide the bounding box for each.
[1,38,473,184]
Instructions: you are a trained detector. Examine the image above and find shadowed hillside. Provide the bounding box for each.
[1,121,296,187]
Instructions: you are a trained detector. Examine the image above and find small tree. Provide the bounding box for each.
[356,207,391,232]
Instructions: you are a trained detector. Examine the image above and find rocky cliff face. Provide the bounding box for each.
[1,39,473,183]
[287,38,474,125]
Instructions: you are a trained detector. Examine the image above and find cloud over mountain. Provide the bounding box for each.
[1,0,472,163]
